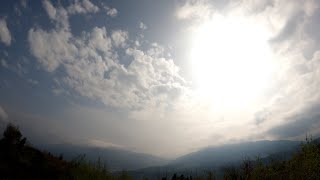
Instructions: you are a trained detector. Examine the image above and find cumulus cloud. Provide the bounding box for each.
[28,28,74,72]
[0,18,12,46]
[103,6,118,17]
[111,30,128,47]
[0,106,8,122]
[67,0,99,14]
[42,0,69,29]
[43,0,99,30]
[28,2,188,111]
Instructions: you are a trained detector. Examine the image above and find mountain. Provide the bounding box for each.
[40,144,169,171]
[168,140,301,169]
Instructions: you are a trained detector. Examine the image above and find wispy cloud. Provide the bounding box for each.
[0,106,8,122]
[88,139,124,149]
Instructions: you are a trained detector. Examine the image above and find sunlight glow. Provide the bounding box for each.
[190,15,275,109]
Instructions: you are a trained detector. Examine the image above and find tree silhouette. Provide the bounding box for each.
[2,123,26,146]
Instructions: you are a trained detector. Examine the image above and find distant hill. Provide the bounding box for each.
[1,123,319,180]
[129,140,302,179]
[41,144,169,171]
[168,140,301,169]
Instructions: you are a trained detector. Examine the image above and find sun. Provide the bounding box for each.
[190,15,275,109]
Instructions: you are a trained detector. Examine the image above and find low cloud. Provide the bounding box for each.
[88,139,124,149]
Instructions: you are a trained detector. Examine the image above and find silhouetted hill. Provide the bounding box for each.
[167,140,300,169]
[129,140,302,179]
[0,124,71,179]
[42,144,169,171]
[0,124,133,180]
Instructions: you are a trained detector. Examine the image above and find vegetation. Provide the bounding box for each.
[0,123,132,180]
[153,136,320,180]
[0,123,319,180]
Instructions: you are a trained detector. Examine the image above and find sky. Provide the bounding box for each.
[0,0,320,158]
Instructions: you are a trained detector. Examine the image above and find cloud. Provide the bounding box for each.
[175,0,320,141]
[28,28,74,72]
[267,103,320,139]
[1,59,8,68]
[42,0,69,29]
[175,0,213,20]
[0,18,12,46]
[25,0,320,155]
[28,2,188,111]
[103,5,118,17]
[139,22,147,30]
[111,30,128,47]
[0,106,8,122]
[67,0,99,15]
[42,0,99,30]
[88,139,124,149]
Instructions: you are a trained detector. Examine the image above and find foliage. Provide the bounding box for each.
[221,136,320,180]
[1,123,320,180]
[0,123,132,180]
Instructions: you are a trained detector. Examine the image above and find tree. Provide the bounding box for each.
[2,123,26,146]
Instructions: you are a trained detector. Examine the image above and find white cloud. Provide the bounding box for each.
[88,139,124,149]
[139,22,147,30]
[43,0,57,20]
[104,6,118,17]
[28,28,75,72]
[0,19,12,46]
[111,30,128,47]
[42,0,69,29]
[67,0,99,14]
[175,0,213,20]
[28,5,187,110]
[0,106,8,122]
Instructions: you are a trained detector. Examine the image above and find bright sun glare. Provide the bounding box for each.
[191,15,275,109]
